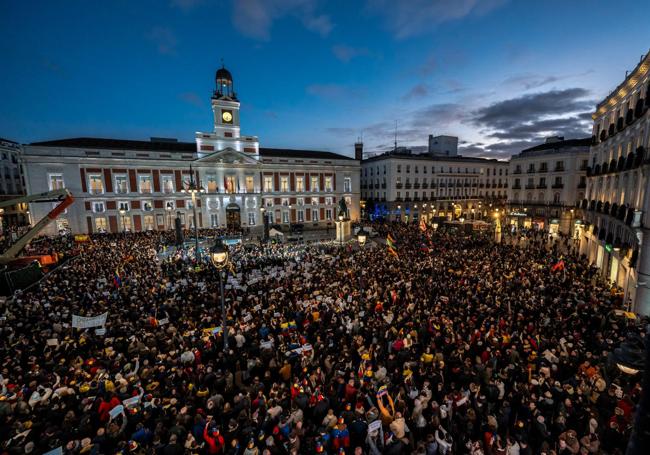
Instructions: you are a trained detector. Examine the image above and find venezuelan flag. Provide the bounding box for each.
[113,269,122,288]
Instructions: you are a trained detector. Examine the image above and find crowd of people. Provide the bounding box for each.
[0,222,645,454]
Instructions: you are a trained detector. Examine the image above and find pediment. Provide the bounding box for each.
[197,147,259,165]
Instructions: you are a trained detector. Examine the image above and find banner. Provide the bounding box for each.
[72,312,108,329]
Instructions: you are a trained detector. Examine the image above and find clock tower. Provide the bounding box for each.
[195,64,259,159]
[211,65,240,138]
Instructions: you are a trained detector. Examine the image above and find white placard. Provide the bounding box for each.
[72,312,108,329]
[46,338,59,346]
[158,318,169,326]
[260,340,273,350]
[243,314,252,323]
[95,328,106,336]
[368,420,381,432]
[109,404,124,419]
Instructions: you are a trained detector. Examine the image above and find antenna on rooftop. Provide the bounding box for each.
[394,120,398,151]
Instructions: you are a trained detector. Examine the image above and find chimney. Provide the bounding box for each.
[354,142,363,161]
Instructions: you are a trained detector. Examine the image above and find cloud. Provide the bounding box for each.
[366,0,508,39]
[471,88,593,133]
[332,44,370,62]
[178,92,203,108]
[170,0,203,11]
[232,0,332,41]
[410,103,466,128]
[402,83,430,101]
[147,27,178,55]
[501,70,595,91]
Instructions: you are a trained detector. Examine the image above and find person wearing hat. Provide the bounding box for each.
[203,421,225,454]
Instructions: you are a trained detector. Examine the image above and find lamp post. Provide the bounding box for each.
[166,205,173,230]
[209,239,230,350]
[356,226,368,302]
[261,207,269,242]
[494,211,501,243]
[119,208,126,234]
[181,166,205,261]
[337,214,344,245]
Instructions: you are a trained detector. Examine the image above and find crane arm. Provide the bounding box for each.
[0,189,75,264]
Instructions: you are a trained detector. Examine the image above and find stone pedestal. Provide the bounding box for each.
[335,219,352,244]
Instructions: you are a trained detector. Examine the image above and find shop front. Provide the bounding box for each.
[549,218,560,235]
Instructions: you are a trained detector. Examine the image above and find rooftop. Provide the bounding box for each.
[517,137,591,156]
[28,137,354,160]
[363,150,506,164]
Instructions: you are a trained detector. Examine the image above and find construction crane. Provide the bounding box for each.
[0,189,75,265]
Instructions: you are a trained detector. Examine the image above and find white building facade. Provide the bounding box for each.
[21,67,360,236]
[506,137,590,235]
[580,50,650,315]
[361,150,508,222]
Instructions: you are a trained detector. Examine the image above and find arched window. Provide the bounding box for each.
[538,192,545,202]
[553,192,561,203]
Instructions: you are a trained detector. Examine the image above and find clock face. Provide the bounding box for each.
[222,110,233,123]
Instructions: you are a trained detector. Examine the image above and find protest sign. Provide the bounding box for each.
[109,404,124,419]
[72,312,108,329]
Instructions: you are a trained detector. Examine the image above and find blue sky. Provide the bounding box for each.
[1,0,649,159]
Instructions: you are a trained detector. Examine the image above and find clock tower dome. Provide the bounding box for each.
[211,64,240,138]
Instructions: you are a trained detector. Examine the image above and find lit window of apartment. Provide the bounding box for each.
[264,176,274,192]
[161,174,174,193]
[142,200,153,212]
[281,198,289,206]
[325,196,333,205]
[114,174,128,194]
[48,173,65,190]
[206,175,218,192]
[296,176,304,192]
[325,176,333,191]
[344,177,352,193]
[88,174,104,194]
[138,175,152,193]
[280,176,289,192]
[311,197,319,205]
[92,201,105,213]
[245,176,254,193]
[297,197,305,206]
[311,176,319,192]
[143,215,155,230]
[225,176,236,193]
[118,201,129,211]
[165,200,175,210]
[95,217,108,232]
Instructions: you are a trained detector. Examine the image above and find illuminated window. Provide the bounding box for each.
[48,173,65,191]
[344,177,352,193]
[88,174,104,194]
[296,176,304,192]
[225,176,236,193]
[280,176,289,192]
[161,175,174,193]
[245,176,254,193]
[325,176,333,192]
[206,175,218,192]
[264,176,274,192]
[311,176,319,192]
[138,175,152,193]
[114,175,128,194]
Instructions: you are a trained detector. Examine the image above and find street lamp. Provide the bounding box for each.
[260,207,269,242]
[181,165,205,261]
[357,226,368,248]
[209,239,230,350]
[119,208,126,233]
[166,205,173,230]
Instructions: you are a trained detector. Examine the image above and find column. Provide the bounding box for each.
[634,228,650,315]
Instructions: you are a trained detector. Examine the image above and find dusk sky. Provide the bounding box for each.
[1,0,649,159]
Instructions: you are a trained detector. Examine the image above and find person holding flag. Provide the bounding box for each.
[386,233,398,257]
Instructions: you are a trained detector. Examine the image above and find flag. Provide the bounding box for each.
[419,219,427,232]
[113,269,122,288]
[386,233,398,257]
[551,260,565,272]
[390,289,398,303]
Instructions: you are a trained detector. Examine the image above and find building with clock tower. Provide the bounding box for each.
[19,64,360,235]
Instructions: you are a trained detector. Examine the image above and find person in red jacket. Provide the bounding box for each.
[203,422,225,454]
[97,393,121,424]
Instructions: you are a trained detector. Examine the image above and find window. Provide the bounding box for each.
[165,200,175,210]
[48,173,65,191]
[142,200,153,212]
[325,176,333,191]
[265,198,273,207]
[282,211,289,223]
[121,215,132,231]
[210,214,219,227]
[246,197,256,209]
[95,217,108,232]
[88,174,104,194]
[264,176,274,192]
[325,196,333,205]
[92,201,105,213]
[208,198,219,210]
[280,176,289,192]
[344,177,352,193]
[118,201,129,211]
[397,165,401,173]
[206,175,218,192]
[311,197,319,205]
[225,176,236,193]
[245,176,254,193]
[187,199,194,209]
[326,209,333,220]
[161,175,174,193]
[248,212,256,225]
[282,198,289,206]
[138,175,152,193]
[114,174,128,194]
[296,176,304,192]
[311,176,319,192]
[312,208,319,221]
[297,210,304,222]
[406,165,410,173]
[553,193,561,203]
[143,215,155,230]
[297,197,304,206]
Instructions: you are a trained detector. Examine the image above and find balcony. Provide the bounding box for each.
[554,166,565,172]
[381,183,386,189]
[413,183,421,189]
[395,197,402,202]
[539,167,548,173]
[551,183,564,189]
[525,184,535,189]
[577,182,586,189]
[527,168,536,174]
[405,183,412,189]
[396,183,403,189]
[537,184,547,189]
[374,183,380,189]
[513,169,522,174]
[421,183,429,189]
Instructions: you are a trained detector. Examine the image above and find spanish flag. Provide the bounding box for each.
[419,219,427,232]
[551,259,565,272]
[386,234,398,257]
